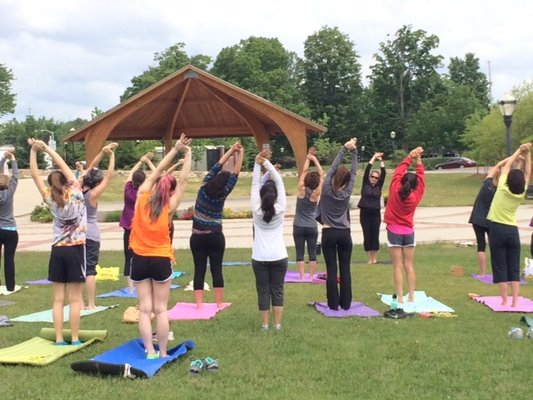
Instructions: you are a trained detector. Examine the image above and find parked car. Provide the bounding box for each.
[435,157,477,170]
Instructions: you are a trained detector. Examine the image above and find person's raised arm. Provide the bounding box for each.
[88,148,116,204]
[27,140,47,198]
[297,156,311,196]
[85,143,118,171]
[501,144,529,176]
[169,144,192,213]
[522,144,532,184]
[32,138,77,184]
[126,152,152,182]
[139,133,191,193]
[5,151,18,191]
[232,145,244,175]
[263,158,286,212]
[219,142,240,166]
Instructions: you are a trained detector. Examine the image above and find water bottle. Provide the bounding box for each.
[390,294,398,310]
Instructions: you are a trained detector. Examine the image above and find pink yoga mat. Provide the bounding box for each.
[471,296,533,312]
[471,274,528,285]
[313,302,381,318]
[167,302,231,320]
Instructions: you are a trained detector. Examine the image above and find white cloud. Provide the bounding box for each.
[0,0,531,122]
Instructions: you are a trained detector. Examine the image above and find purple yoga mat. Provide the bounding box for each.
[25,279,52,285]
[314,302,381,318]
[284,270,315,283]
[472,295,533,312]
[167,302,231,320]
[471,273,528,285]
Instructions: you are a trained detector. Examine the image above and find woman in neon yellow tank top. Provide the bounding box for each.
[487,143,531,307]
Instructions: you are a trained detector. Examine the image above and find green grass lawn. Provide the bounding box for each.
[1,246,532,400]
[100,170,504,207]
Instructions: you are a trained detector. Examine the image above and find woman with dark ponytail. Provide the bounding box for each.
[190,142,244,309]
[383,147,425,304]
[251,148,287,330]
[315,138,358,311]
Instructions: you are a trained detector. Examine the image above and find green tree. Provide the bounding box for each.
[408,82,485,153]
[447,53,490,108]
[120,43,211,101]
[301,26,364,144]
[367,25,444,148]
[462,82,533,165]
[0,63,16,117]
[211,36,307,115]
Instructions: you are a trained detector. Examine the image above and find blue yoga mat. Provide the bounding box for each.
[378,291,455,313]
[97,284,180,299]
[71,338,195,378]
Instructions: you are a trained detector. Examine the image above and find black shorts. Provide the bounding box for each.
[85,239,100,276]
[48,244,86,283]
[130,253,173,282]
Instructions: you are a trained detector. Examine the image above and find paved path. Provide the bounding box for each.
[14,178,533,251]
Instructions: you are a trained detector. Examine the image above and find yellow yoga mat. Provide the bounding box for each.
[0,328,107,366]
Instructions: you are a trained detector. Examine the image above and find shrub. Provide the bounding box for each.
[222,208,252,219]
[30,203,53,223]
[102,211,121,223]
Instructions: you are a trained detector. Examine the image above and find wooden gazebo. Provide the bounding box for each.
[64,65,326,172]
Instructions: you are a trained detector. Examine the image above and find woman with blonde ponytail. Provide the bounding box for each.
[383,147,426,304]
[129,133,192,359]
[28,138,87,346]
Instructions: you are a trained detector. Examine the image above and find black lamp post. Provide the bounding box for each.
[498,93,516,156]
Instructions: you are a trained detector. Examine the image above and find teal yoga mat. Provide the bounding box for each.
[11,304,118,323]
[378,291,455,313]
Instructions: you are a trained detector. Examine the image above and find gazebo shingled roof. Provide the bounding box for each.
[64,65,326,172]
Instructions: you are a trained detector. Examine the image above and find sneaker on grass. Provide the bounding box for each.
[189,359,205,374]
[204,356,219,372]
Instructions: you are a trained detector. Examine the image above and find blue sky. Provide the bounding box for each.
[0,0,531,122]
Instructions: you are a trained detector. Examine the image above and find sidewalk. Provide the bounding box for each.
[14,178,533,251]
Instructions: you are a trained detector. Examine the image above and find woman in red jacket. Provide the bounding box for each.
[383,147,425,304]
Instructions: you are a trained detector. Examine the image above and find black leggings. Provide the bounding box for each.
[122,229,133,277]
[0,229,18,291]
[321,228,353,310]
[359,208,381,252]
[472,223,489,252]
[293,225,318,262]
[190,232,225,290]
[488,221,520,283]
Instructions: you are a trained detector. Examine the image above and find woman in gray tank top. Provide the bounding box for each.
[293,148,324,280]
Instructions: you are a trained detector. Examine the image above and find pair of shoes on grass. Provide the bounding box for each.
[507,327,533,339]
[260,324,282,331]
[189,356,219,374]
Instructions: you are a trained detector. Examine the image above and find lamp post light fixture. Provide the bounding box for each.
[390,131,396,154]
[39,129,56,169]
[498,93,516,156]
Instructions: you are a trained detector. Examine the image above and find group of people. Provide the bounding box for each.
[469,143,531,307]
[3,135,529,359]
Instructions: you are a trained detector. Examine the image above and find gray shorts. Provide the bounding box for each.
[387,229,416,248]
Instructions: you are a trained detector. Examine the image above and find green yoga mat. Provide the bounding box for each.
[0,328,107,366]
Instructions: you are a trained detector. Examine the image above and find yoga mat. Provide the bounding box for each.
[313,302,381,318]
[521,315,533,326]
[471,273,528,285]
[97,284,180,299]
[284,270,316,283]
[95,265,120,281]
[171,271,185,279]
[167,302,231,320]
[25,278,52,285]
[312,272,327,285]
[11,304,118,323]
[471,296,533,312]
[0,328,107,366]
[0,300,15,307]
[0,285,24,295]
[378,291,455,313]
[71,338,195,379]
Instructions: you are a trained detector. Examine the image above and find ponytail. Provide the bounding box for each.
[399,172,417,201]
[146,174,177,221]
[260,181,277,223]
[47,171,68,208]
